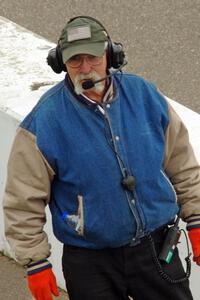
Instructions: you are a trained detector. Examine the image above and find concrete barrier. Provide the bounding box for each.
[0,17,199,298]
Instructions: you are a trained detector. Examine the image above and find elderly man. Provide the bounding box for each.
[3,16,200,300]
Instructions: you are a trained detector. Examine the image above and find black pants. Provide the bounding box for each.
[62,229,193,300]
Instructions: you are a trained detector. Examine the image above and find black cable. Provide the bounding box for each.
[148,230,191,284]
[101,107,136,192]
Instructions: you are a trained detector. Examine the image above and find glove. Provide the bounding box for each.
[27,268,60,300]
[188,228,200,266]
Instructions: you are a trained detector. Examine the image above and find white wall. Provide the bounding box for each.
[0,111,19,253]
[0,17,199,297]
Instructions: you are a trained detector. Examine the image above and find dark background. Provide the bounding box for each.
[1,0,200,111]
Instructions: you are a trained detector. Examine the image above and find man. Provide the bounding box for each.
[3,16,200,300]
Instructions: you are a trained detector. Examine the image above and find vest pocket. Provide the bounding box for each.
[77,194,84,236]
[160,170,177,202]
[65,194,84,236]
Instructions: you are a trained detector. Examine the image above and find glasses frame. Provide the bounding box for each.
[67,54,104,68]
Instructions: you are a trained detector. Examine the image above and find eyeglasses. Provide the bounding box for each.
[67,54,103,68]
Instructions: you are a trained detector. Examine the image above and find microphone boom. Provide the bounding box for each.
[82,61,127,90]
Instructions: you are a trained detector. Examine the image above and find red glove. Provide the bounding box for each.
[188,228,200,266]
[27,268,60,300]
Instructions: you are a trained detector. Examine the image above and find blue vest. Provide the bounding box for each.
[21,73,178,248]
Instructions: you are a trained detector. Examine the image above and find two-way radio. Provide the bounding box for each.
[158,217,181,263]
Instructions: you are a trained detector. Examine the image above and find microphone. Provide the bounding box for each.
[82,61,127,90]
[121,175,135,192]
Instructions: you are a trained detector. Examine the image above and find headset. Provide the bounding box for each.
[47,16,125,74]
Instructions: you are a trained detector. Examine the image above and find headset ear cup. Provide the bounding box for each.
[57,46,67,72]
[106,39,112,69]
[108,42,125,69]
[47,46,67,74]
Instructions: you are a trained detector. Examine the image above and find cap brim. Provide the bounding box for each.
[62,42,105,63]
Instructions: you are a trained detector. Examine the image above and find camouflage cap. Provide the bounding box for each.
[59,17,109,63]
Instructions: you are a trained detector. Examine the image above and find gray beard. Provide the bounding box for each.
[74,71,105,95]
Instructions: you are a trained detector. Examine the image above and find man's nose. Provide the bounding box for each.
[79,58,92,74]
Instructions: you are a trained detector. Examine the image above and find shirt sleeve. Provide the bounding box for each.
[163,98,200,230]
[3,127,55,265]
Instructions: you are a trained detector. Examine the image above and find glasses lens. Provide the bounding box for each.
[87,55,102,66]
[67,55,82,68]
[67,55,103,68]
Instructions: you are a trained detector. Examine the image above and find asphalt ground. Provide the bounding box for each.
[0,0,200,112]
[0,253,69,300]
